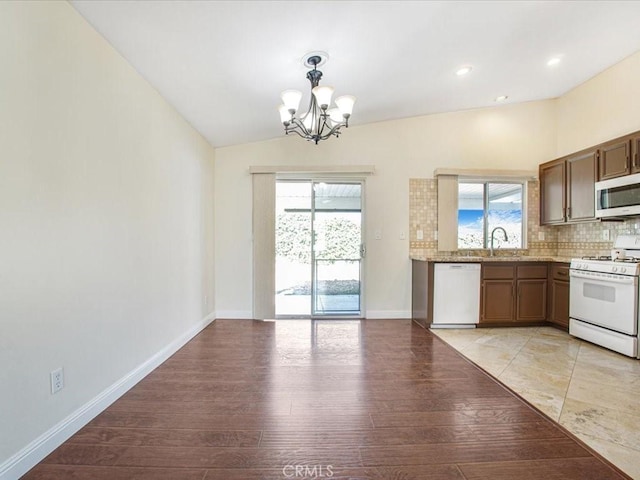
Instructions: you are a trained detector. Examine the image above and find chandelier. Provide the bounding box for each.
[278,53,356,144]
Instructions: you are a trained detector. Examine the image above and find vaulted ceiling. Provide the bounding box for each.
[70,1,640,148]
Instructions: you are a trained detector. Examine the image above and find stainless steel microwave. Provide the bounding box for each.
[595,172,640,217]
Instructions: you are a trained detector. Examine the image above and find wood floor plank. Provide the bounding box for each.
[87,411,375,430]
[259,422,564,448]
[42,444,363,469]
[199,465,466,480]
[458,457,627,480]
[22,319,631,479]
[359,438,591,467]
[107,398,293,415]
[67,427,262,447]
[289,394,524,415]
[371,407,543,428]
[22,465,207,480]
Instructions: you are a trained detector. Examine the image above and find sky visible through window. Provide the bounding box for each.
[458,182,523,249]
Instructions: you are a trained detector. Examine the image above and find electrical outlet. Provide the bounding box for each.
[374,229,382,240]
[51,368,64,394]
[416,229,424,240]
[399,231,406,240]
[538,231,545,241]
[603,229,610,241]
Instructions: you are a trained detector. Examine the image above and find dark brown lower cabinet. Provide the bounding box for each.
[411,259,431,328]
[482,280,514,322]
[481,263,547,326]
[548,263,570,330]
[516,279,547,321]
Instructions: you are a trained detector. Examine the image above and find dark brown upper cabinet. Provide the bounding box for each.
[539,159,565,225]
[566,149,598,221]
[540,129,640,225]
[632,134,640,174]
[599,137,631,180]
[539,148,597,225]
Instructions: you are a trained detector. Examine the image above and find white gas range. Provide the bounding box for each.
[569,234,640,358]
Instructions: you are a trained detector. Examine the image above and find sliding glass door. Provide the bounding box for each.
[275,180,363,317]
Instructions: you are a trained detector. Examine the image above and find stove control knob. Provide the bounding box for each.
[621,267,627,273]
[612,266,618,273]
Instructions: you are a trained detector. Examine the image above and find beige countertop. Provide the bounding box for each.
[411,255,573,263]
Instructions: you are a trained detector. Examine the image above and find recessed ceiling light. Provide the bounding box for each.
[547,57,562,67]
[495,95,509,102]
[456,66,472,76]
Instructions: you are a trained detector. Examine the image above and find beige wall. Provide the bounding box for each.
[0,1,215,471]
[556,50,640,155]
[214,101,557,318]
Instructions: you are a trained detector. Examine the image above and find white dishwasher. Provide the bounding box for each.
[432,263,481,328]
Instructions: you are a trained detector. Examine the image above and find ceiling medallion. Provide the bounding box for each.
[278,52,356,145]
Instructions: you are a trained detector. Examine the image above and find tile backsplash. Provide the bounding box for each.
[409,178,640,259]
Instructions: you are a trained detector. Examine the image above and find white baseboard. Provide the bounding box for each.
[214,311,412,320]
[214,310,253,319]
[0,313,216,480]
[364,310,411,319]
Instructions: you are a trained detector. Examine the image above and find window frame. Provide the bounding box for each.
[457,179,527,251]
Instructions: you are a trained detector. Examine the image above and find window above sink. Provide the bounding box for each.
[458,181,525,250]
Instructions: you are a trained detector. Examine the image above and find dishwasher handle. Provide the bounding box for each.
[441,263,481,270]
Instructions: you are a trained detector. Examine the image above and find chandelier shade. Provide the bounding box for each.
[311,85,334,108]
[281,90,302,113]
[335,95,355,117]
[278,53,355,144]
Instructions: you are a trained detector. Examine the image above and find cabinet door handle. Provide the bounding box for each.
[567,206,571,219]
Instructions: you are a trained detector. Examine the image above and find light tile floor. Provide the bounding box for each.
[431,326,640,479]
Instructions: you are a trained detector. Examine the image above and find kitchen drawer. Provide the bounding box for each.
[517,264,548,279]
[482,264,515,279]
[550,263,570,282]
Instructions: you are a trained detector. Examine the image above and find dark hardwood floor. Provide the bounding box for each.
[23,319,630,479]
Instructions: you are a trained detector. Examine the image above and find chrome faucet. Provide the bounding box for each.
[490,226,508,257]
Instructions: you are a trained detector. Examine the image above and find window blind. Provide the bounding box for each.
[252,173,276,319]
[437,174,459,252]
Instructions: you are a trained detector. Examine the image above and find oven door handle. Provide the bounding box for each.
[569,270,636,285]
